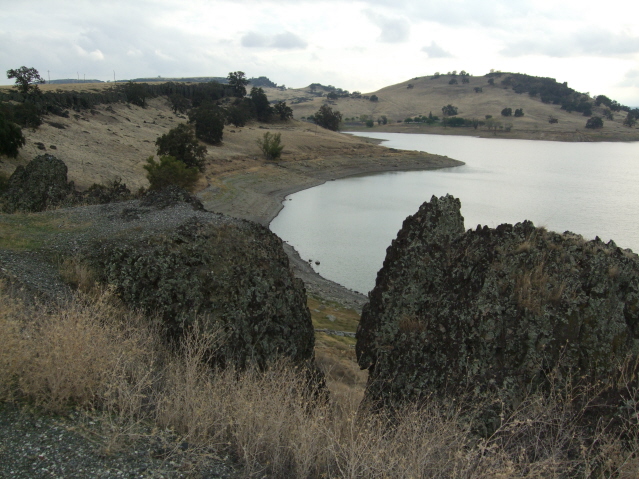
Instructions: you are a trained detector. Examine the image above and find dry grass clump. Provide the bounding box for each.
[0,284,160,413]
[1,283,638,477]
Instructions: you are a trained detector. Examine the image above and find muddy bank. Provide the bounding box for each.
[198,150,464,309]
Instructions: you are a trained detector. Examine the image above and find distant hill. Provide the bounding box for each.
[265,72,639,141]
[48,79,104,84]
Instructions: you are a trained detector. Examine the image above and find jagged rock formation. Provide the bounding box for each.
[88,215,315,370]
[2,154,75,213]
[357,194,639,430]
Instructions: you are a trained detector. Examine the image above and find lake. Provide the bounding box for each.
[270,133,639,295]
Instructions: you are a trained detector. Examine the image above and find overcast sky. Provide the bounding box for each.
[2,0,638,105]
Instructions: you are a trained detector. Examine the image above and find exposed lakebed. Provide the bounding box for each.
[270,133,639,294]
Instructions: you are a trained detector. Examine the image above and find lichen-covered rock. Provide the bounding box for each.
[357,194,639,428]
[140,185,204,211]
[2,154,76,213]
[82,178,133,205]
[89,217,314,370]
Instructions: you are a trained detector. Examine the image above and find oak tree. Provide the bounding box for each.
[6,66,45,98]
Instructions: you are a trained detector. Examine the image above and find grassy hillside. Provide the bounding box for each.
[266,73,639,141]
[0,85,407,191]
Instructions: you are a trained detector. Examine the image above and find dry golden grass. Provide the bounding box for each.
[265,76,639,142]
[2,282,638,477]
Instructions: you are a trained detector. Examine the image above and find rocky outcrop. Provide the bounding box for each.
[88,216,315,371]
[140,185,204,211]
[1,154,76,213]
[357,195,639,429]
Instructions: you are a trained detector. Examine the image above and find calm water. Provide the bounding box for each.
[270,133,639,295]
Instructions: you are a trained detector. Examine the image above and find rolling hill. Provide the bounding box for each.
[265,73,639,141]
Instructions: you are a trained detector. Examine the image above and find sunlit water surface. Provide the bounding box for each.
[270,133,639,295]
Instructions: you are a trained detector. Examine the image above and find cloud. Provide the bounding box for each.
[399,0,536,30]
[74,45,105,61]
[242,32,268,47]
[365,10,410,43]
[271,32,308,49]
[501,29,639,58]
[618,69,639,88]
[154,49,175,61]
[421,41,453,58]
[241,31,307,49]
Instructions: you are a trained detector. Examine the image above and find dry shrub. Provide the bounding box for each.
[315,347,367,388]
[0,285,30,400]
[514,260,565,312]
[1,282,638,477]
[0,285,160,414]
[59,256,97,294]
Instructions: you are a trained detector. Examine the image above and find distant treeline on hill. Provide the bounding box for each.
[48,79,104,84]
[45,75,279,88]
[0,81,236,128]
[492,72,632,114]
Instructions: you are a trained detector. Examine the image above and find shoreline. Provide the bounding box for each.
[340,124,639,143]
[198,146,464,310]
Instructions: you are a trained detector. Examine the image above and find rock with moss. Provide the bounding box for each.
[1,154,76,213]
[82,178,133,205]
[89,217,315,370]
[140,185,203,211]
[357,194,639,431]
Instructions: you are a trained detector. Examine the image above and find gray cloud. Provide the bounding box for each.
[421,41,453,58]
[396,0,536,30]
[501,29,639,58]
[242,32,269,47]
[365,10,410,43]
[271,32,308,49]
[618,69,639,88]
[242,31,307,49]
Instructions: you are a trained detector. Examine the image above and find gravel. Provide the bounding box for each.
[0,404,238,478]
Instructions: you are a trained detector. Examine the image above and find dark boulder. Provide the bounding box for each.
[2,154,76,213]
[140,185,204,211]
[357,194,639,430]
[89,217,315,370]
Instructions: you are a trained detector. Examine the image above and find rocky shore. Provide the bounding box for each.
[196,149,464,308]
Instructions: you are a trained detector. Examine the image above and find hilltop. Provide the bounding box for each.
[266,72,639,141]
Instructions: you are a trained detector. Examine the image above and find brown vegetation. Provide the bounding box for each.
[2,283,638,477]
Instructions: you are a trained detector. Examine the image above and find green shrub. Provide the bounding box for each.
[0,112,25,158]
[143,155,199,191]
[312,105,342,131]
[155,123,207,171]
[188,102,225,144]
[257,132,284,161]
[585,116,603,129]
[225,102,251,127]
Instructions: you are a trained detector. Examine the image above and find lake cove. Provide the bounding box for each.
[270,133,639,294]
